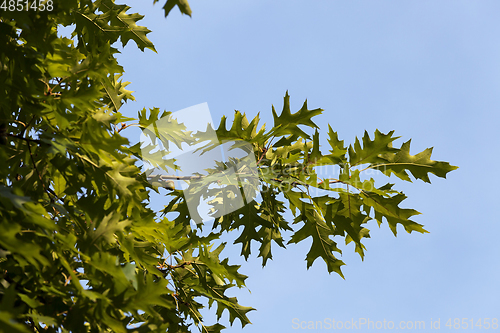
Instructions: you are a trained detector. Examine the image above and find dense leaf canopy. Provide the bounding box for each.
[0,1,457,332]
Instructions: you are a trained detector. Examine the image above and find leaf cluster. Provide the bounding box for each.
[176,92,457,279]
[0,1,457,332]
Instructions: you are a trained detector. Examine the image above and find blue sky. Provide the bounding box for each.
[115,1,500,331]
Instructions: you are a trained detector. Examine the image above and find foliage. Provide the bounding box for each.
[0,0,457,332]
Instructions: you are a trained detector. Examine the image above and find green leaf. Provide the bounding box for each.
[88,212,131,245]
[360,191,426,235]
[75,0,157,52]
[197,244,248,288]
[157,0,193,17]
[75,153,139,198]
[23,313,57,327]
[324,198,370,260]
[0,311,30,333]
[214,111,266,143]
[288,207,345,277]
[371,139,459,183]
[0,186,31,211]
[348,129,400,166]
[131,273,175,316]
[308,129,346,166]
[18,293,43,309]
[204,323,227,333]
[122,263,138,290]
[100,74,135,111]
[1,3,459,329]
[271,91,323,140]
[0,219,50,269]
[327,124,348,164]
[107,3,157,52]
[211,295,255,328]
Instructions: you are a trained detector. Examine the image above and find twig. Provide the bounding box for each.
[269,177,308,189]
[317,179,342,185]
[148,175,203,181]
[8,133,43,144]
[10,119,26,127]
[117,122,136,133]
[156,261,194,276]
[256,147,268,165]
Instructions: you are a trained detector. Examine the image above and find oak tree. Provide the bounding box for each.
[0,1,457,332]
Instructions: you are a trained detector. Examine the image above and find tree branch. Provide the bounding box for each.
[8,133,43,145]
[147,175,203,181]
[156,261,194,276]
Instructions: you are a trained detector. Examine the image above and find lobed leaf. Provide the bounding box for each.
[371,139,459,183]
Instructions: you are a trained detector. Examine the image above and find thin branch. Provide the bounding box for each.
[8,133,43,144]
[117,122,139,133]
[10,119,26,127]
[22,116,36,137]
[265,136,276,151]
[317,179,342,185]
[156,261,194,276]
[148,175,203,181]
[267,176,307,189]
[256,147,268,165]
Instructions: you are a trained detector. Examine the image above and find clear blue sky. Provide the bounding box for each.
[116,1,500,331]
